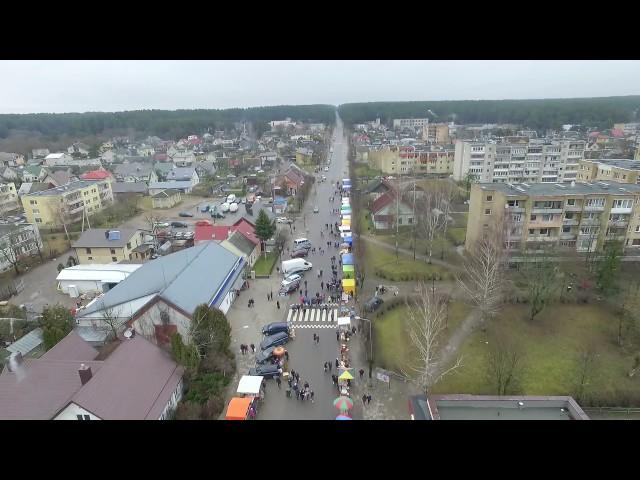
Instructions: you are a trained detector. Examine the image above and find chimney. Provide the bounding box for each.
[78,364,92,385]
[6,352,23,372]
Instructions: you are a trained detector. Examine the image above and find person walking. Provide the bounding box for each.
[295,372,300,383]
[359,368,365,380]
[315,335,319,345]
[320,281,324,290]
[367,394,372,405]
[250,344,255,353]
[328,361,332,373]
[310,390,315,403]
[362,394,367,406]
[335,357,339,369]
[277,300,280,309]
[284,350,289,361]
[276,376,282,389]
[336,330,340,342]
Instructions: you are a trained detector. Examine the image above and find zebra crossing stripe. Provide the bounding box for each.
[287,309,293,323]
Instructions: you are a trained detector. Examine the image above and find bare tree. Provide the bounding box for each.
[402,282,462,395]
[417,190,446,264]
[617,281,640,347]
[486,332,525,395]
[0,231,23,275]
[437,181,457,260]
[456,228,506,322]
[100,306,128,341]
[574,346,598,404]
[520,249,558,322]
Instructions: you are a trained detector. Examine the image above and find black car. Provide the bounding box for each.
[364,296,384,312]
[171,221,188,228]
[259,331,289,350]
[279,279,300,295]
[255,346,280,365]
[290,249,308,258]
[249,364,282,379]
[211,212,226,219]
[178,212,194,217]
[262,322,290,336]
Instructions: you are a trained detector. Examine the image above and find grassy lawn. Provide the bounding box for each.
[365,241,453,281]
[431,304,640,406]
[372,231,462,266]
[358,209,373,233]
[354,164,382,179]
[374,302,472,374]
[253,252,279,276]
[447,227,466,246]
[137,196,153,210]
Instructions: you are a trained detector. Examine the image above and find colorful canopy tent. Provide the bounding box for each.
[341,215,352,221]
[336,414,353,420]
[342,253,354,265]
[237,375,264,396]
[342,278,355,295]
[341,198,351,205]
[337,316,351,327]
[342,264,355,279]
[342,179,351,185]
[342,185,352,190]
[341,218,351,227]
[340,210,352,217]
[225,397,252,420]
[342,235,353,245]
[338,370,354,381]
[338,226,351,233]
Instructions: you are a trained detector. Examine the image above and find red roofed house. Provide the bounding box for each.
[370,191,414,230]
[274,167,306,196]
[610,128,625,138]
[194,218,262,253]
[80,168,114,182]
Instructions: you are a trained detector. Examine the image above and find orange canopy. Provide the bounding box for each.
[225,397,252,420]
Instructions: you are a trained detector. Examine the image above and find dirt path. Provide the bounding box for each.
[433,308,482,379]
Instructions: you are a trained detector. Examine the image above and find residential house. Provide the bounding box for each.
[154,162,174,181]
[274,166,306,196]
[148,181,194,195]
[0,223,43,273]
[195,160,216,180]
[43,169,77,187]
[67,143,90,157]
[171,152,196,167]
[0,152,25,167]
[0,183,20,215]
[114,162,158,183]
[194,222,232,244]
[1,166,18,182]
[44,153,74,167]
[295,147,314,165]
[466,181,640,253]
[576,159,640,184]
[370,191,414,230]
[80,168,114,182]
[32,148,50,159]
[21,165,47,183]
[75,241,245,344]
[17,182,52,198]
[111,182,148,201]
[100,150,116,163]
[259,151,277,167]
[56,263,142,297]
[73,228,149,264]
[21,180,114,227]
[221,230,260,268]
[0,331,184,420]
[136,145,155,157]
[151,189,182,209]
[363,178,393,202]
[166,167,199,187]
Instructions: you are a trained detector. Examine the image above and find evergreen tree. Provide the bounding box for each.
[255,209,275,253]
[41,305,74,350]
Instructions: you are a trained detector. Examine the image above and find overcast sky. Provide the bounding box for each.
[1,60,639,114]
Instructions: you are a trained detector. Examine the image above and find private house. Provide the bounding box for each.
[56,263,142,297]
[194,222,232,244]
[370,191,414,230]
[80,168,114,182]
[32,148,50,159]
[274,166,306,196]
[67,143,90,156]
[0,183,20,215]
[72,228,149,264]
[110,182,148,200]
[1,166,18,182]
[0,224,43,273]
[75,242,245,345]
[295,147,314,165]
[17,182,52,197]
[166,167,199,187]
[0,331,184,420]
[363,178,393,202]
[195,160,216,180]
[154,162,174,181]
[171,152,196,167]
[151,189,182,209]
[148,181,194,195]
[114,163,158,183]
[0,152,25,167]
[21,165,47,183]
[44,153,74,167]
[43,169,77,187]
[259,151,277,166]
[100,150,116,163]
[220,230,260,268]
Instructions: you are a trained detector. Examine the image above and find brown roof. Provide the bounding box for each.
[40,330,98,361]
[70,334,184,420]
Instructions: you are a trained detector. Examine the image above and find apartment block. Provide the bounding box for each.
[422,123,450,144]
[21,180,114,227]
[0,183,19,216]
[0,223,43,272]
[576,159,640,184]
[453,139,585,184]
[368,145,454,175]
[393,118,430,129]
[466,181,640,253]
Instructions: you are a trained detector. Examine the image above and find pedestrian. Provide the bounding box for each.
[276,267,280,274]
[328,361,332,373]
[367,394,372,405]
[284,351,289,361]
[277,300,280,309]
[286,386,292,398]
[352,326,356,335]
[250,343,255,353]
[359,368,365,379]
[313,333,317,343]
[296,372,300,383]
[310,390,315,403]
[335,357,339,368]
[321,281,324,290]
[362,394,367,405]
[276,376,282,389]
[295,388,300,400]
[270,291,273,300]
[291,369,296,379]
[287,376,293,388]
[324,362,328,372]
[267,293,270,301]
[336,330,340,342]
[316,335,319,345]
[240,344,244,355]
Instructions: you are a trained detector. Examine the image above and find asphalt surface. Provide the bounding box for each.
[253,114,368,420]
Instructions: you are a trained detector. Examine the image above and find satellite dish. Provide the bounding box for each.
[123,328,133,339]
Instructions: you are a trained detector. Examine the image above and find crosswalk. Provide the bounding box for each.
[287,304,340,329]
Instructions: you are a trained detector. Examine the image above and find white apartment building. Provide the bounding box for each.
[453,139,585,184]
[393,118,430,129]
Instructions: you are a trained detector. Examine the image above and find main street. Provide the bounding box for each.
[248,114,369,420]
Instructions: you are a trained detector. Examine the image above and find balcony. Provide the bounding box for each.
[506,206,525,213]
[560,232,577,240]
[563,219,579,226]
[608,220,629,228]
[611,207,633,214]
[605,235,626,242]
[529,218,563,228]
[532,208,563,214]
[564,204,582,212]
[580,218,601,226]
[526,235,558,242]
[584,205,605,212]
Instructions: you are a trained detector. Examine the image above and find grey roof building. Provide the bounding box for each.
[72,228,140,249]
[225,230,256,257]
[166,167,196,181]
[114,162,154,179]
[111,182,148,194]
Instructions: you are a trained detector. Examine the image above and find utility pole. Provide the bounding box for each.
[395,178,399,259]
[412,179,416,260]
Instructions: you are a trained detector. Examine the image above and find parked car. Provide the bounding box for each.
[211,212,225,219]
[171,221,188,228]
[259,332,289,351]
[313,206,319,213]
[262,322,290,336]
[154,222,170,228]
[255,346,280,365]
[276,217,293,224]
[178,212,194,217]
[200,205,210,213]
[248,364,282,379]
[174,231,185,239]
[324,166,329,171]
[185,231,195,239]
[364,296,384,312]
[282,273,302,286]
[290,249,308,259]
[279,279,300,295]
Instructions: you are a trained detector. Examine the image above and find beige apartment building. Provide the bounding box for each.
[422,123,450,144]
[576,159,640,184]
[0,183,19,216]
[368,145,454,175]
[466,181,640,253]
[21,180,113,227]
[72,228,149,264]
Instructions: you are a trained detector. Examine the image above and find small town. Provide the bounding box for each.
[1,60,640,421]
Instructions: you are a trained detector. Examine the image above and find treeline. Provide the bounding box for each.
[338,96,640,130]
[0,104,336,141]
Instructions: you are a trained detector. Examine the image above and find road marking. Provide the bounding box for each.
[287,310,294,323]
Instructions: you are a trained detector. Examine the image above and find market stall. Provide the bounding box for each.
[341,253,354,265]
[237,375,264,398]
[338,225,351,233]
[225,397,253,420]
[342,234,353,245]
[342,264,355,279]
[342,278,355,296]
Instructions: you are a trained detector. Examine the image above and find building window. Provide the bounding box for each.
[110,249,116,254]
[567,199,575,206]
[562,226,571,233]
[88,256,93,260]
[76,414,91,420]
[529,229,534,235]
[484,209,491,215]
[112,257,117,262]
[634,239,640,246]
[613,199,633,209]
[127,242,131,249]
[35,218,42,223]
[540,228,549,235]
[486,195,493,202]
[85,248,91,254]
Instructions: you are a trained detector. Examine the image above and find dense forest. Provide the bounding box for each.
[0,104,336,142]
[337,96,640,130]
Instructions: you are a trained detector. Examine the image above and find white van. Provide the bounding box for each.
[281,259,313,275]
[293,238,311,249]
[226,193,237,203]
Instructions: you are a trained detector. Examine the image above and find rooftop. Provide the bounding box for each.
[72,228,140,249]
[111,182,148,194]
[582,158,640,171]
[22,180,103,197]
[478,181,640,197]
